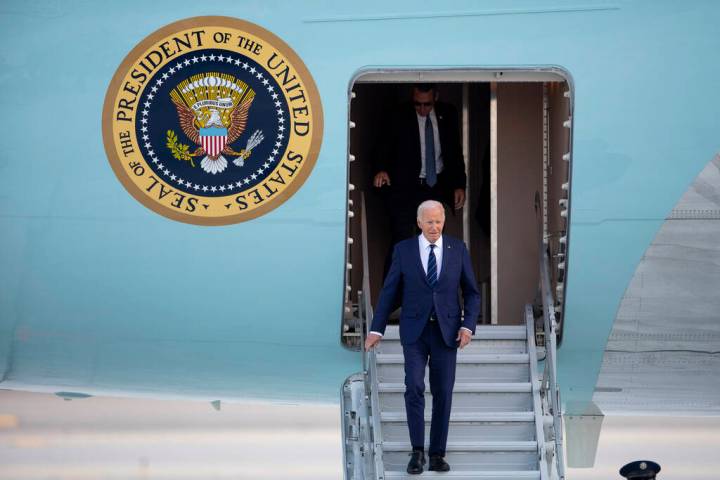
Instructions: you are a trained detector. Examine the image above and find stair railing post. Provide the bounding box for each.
[527,305,550,480]
[539,244,566,480]
[358,193,384,480]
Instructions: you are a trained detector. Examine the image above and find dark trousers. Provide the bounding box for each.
[402,319,458,456]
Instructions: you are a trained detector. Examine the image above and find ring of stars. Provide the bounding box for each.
[140,51,287,195]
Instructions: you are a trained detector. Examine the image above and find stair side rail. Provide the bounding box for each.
[359,193,385,480]
[527,304,550,480]
[539,245,566,480]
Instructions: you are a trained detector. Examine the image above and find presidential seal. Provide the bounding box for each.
[102,17,323,225]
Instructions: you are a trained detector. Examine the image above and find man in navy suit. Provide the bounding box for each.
[365,200,481,474]
[373,84,467,246]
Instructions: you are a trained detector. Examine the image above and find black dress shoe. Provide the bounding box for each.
[429,454,450,472]
[407,450,425,475]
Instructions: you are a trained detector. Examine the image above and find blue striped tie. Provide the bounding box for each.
[425,116,437,187]
[427,244,438,287]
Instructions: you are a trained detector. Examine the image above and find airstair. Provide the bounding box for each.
[342,302,564,479]
[342,197,565,479]
[376,319,542,478]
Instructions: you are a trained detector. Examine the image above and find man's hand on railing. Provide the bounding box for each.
[365,332,382,351]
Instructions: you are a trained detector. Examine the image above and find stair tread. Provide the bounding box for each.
[381,325,527,341]
[384,470,540,478]
[381,411,535,422]
[377,353,529,364]
[378,382,532,393]
[383,440,537,451]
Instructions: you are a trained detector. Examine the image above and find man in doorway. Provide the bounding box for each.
[373,84,467,246]
[365,200,480,474]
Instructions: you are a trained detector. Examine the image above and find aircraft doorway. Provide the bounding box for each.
[342,70,572,349]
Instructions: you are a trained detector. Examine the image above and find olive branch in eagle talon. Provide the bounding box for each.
[170,94,258,174]
[166,130,195,167]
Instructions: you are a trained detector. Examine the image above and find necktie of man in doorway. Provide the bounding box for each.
[425,116,437,187]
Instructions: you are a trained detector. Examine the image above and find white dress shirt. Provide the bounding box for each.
[416,110,444,178]
[370,234,471,337]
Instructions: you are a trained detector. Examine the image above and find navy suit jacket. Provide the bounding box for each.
[370,235,481,347]
[373,101,467,207]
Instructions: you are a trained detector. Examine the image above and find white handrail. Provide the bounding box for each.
[526,305,550,480]
[539,246,565,480]
[359,192,384,480]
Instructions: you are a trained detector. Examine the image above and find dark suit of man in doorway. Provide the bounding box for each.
[365,200,481,474]
[373,84,468,246]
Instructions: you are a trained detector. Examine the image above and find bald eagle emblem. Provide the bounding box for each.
[167,73,264,174]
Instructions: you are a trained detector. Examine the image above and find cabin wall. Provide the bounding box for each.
[496,83,543,325]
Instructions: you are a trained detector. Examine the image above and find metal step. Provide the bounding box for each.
[381,325,527,340]
[377,355,530,383]
[382,450,538,472]
[380,411,535,423]
[379,388,533,413]
[383,440,537,452]
[376,338,527,354]
[384,470,540,479]
[377,353,530,364]
[378,382,532,392]
[381,420,537,443]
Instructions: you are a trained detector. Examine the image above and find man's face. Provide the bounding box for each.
[417,206,445,243]
[413,88,436,117]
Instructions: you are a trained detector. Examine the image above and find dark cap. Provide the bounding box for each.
[619,460,661,479]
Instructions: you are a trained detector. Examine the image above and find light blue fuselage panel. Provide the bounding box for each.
[1,1,719,409]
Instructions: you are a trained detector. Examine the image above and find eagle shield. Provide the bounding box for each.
[200,128,228,157]
[168,73,261,174]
